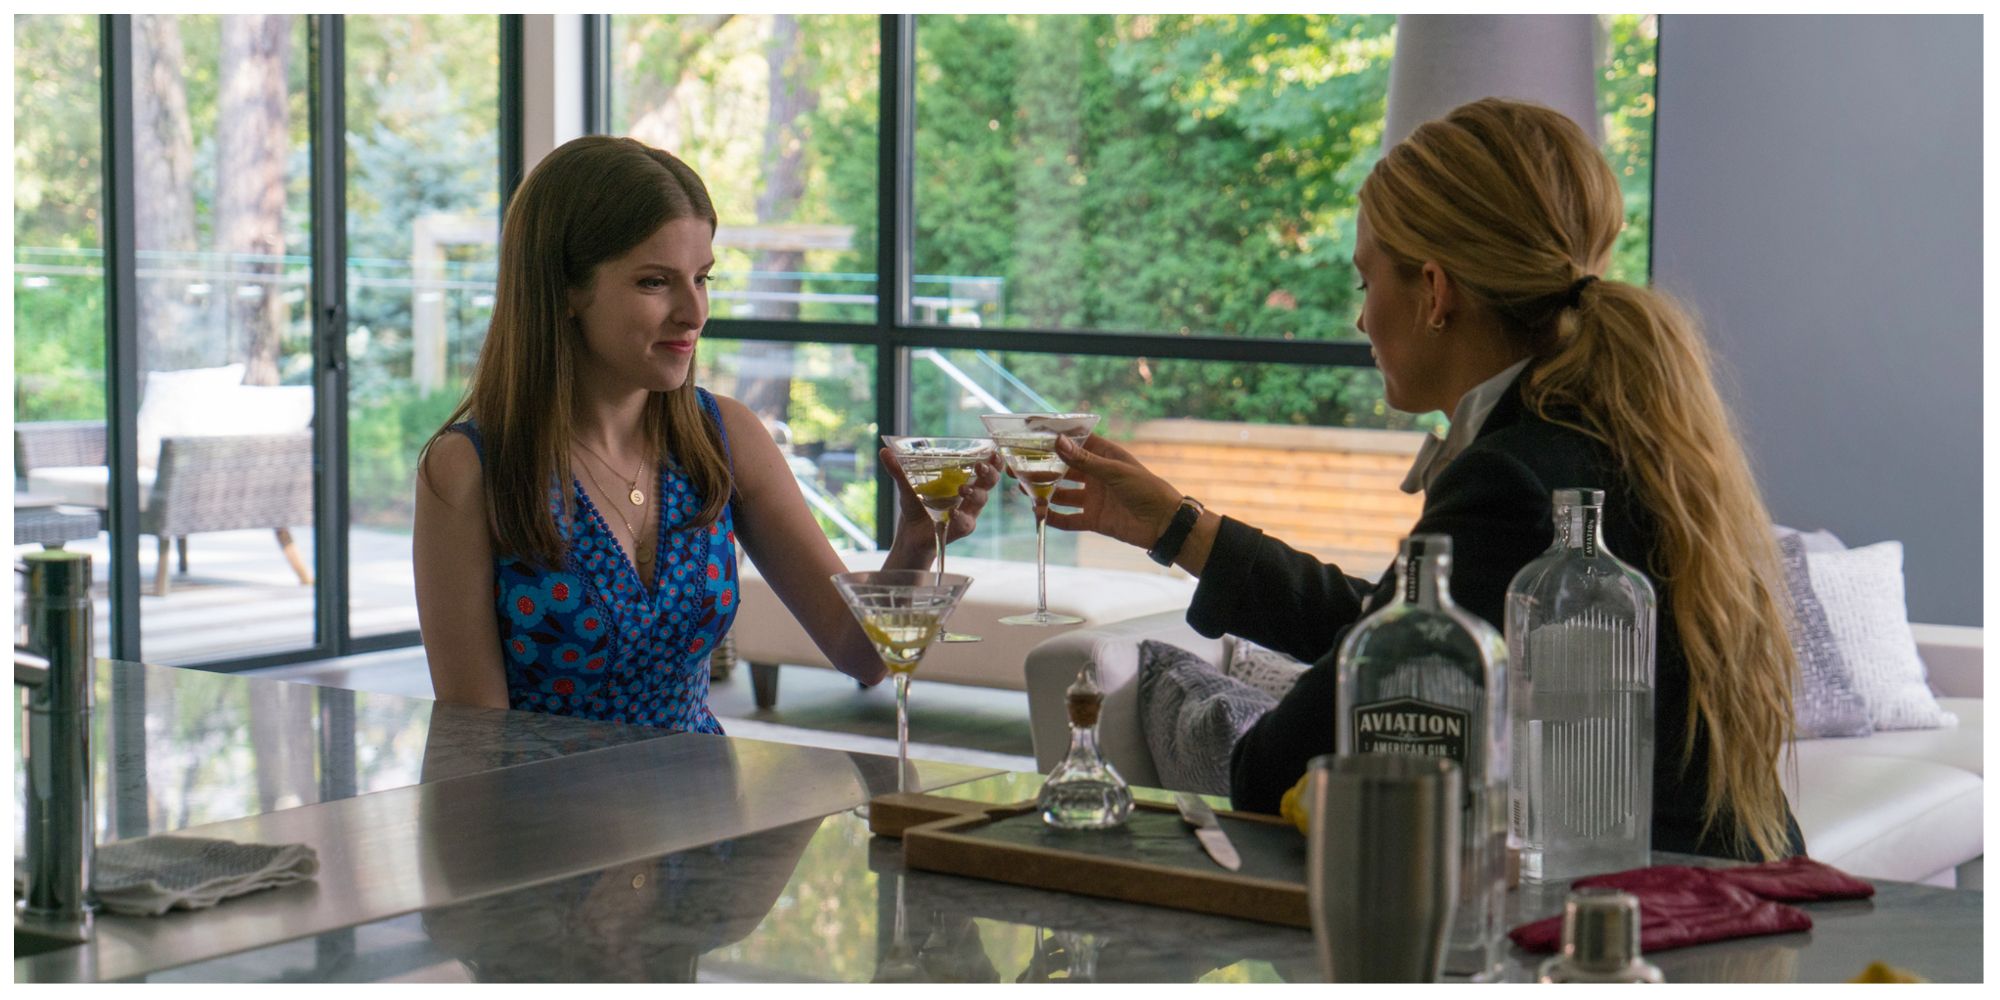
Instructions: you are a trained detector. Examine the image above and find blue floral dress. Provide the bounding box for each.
[452,388,739,733]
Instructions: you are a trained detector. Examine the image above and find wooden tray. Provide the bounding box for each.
[900,798,1311,928]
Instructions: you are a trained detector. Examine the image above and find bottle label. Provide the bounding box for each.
[1351,697,1470,763]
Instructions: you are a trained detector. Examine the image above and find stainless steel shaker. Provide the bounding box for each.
[1306,752,1461,983]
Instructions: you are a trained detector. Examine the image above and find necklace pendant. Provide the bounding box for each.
[629,488,646,507]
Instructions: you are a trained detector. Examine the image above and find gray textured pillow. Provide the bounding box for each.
[1224,636,1310,702]
[1776,534,1872,738]
[1138,640,1276,797]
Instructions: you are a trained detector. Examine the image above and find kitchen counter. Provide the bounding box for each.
[16,664,1983,983]
[15,660,998,982]
[138,777,1986,984]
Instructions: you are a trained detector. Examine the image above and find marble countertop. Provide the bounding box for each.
[138,801,1984,985]
[15,660,998,983]
[16,664,1985,983]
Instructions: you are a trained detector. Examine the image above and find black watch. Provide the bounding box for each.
[1147,496,1205,566]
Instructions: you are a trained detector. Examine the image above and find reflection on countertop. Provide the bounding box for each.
[15,658,1003,984]
[12,658,675,853]
[145,805,1985,985]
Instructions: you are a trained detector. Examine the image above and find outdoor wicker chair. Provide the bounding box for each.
[14,420,106,481]
[14,421,315,596]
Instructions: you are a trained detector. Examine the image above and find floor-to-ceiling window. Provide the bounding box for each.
[609,13,886,549]
[602,14,1659,581]
[11,14,510,669]
[343,15,504,640]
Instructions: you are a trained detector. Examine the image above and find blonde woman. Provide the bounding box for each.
[414,135,1000,732]
[1048,98,1800,861]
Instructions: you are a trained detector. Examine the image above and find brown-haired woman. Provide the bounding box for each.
[414,135,999,732]
[1045,98,1802,861]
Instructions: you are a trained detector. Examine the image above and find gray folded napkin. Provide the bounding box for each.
[89,835,320,917]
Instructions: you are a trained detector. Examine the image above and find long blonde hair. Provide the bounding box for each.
[1361,98,1798,858]
[423,135,733,568]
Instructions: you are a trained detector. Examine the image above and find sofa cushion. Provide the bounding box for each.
[1776,534,1872,738]
[136,364,246,470]
[1223,636,1310,702]
[1137,640,1274,797]
[1783,752,1982,884]
[1795,699,1981,777]
[732,550,1196,693]
[25,464,156,511]
[1805,540,1955,731]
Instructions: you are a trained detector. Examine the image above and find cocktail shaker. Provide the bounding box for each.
[1306,752,1461,983]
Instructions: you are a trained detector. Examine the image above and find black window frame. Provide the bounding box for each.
[87,13,523,671]
[588,14,1381,548]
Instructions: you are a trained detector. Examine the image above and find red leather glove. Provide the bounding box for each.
[1508,858,1871,955]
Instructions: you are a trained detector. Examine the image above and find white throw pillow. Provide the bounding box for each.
[227,386,315,434]
[1775,523,1847,554]
[1803,540,1956,731]
[135,364,247,469]
[1223,636,1311,702]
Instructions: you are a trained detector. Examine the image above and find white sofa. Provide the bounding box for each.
[731,550,1197,707]
[1024,611,1984,889]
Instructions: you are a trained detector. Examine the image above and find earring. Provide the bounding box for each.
[1427,318,1446,335]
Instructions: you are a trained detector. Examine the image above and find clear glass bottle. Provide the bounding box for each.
[1506,488,1657,883]
[1537,888,1665,983]
[1039,664,1134,829]
[1334,534,1509,982]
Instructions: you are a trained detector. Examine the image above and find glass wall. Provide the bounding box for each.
[611,13,883,543]
[13,13,111,657]
[127,13,318,662]
[343,15,502,639]
[604,14,1659,581]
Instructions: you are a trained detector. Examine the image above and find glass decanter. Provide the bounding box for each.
[1038,664,1134,829]
[1334,533,1509,982]
[1506,488,1657,884]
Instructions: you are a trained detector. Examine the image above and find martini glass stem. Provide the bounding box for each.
[932,515,949,587]
[1035,505,1050,617]
[894,672,912,794]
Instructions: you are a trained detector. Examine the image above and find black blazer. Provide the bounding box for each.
[1195,373,1803,861]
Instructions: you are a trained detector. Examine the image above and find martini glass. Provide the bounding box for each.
[882,435,996,642]
[979,412,1101,626]
[833,570,972,800]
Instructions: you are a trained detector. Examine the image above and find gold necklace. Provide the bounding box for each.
[575,438,646,506]
[574,452,649,543]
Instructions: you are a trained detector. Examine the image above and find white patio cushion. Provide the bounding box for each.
[136,364,246,470]
[25,465,155,511]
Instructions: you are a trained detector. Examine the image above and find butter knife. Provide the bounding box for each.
[1174,792,1243,872]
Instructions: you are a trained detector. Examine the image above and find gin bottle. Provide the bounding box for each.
[1506,488,1656,883]
[1335,534,1509,982]
[1039,664,1134,829]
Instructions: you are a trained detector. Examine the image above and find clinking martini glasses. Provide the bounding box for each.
[978,412,1100,626]
[832,570,972,801]
[882,435,996,642]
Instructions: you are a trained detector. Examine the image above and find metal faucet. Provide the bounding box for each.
[16,549,96,932]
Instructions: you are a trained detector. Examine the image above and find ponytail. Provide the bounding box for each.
[1362,98,1800,860]
[1526,279,1798,860]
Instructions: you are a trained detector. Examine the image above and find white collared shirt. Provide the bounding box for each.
[1399,358,1533,495]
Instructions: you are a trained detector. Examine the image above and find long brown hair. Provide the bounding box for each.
[1361,98,1799,859]
[423,135,732,568]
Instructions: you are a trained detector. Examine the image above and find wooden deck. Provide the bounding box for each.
[15,524,420,666]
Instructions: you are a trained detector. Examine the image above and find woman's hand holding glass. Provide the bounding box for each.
[1043,434,1187,552]
[881,447,1004,559]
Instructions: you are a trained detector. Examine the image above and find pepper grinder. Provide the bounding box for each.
[1538,888,1666,983]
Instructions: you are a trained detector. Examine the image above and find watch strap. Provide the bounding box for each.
[1147,496,1204,566]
